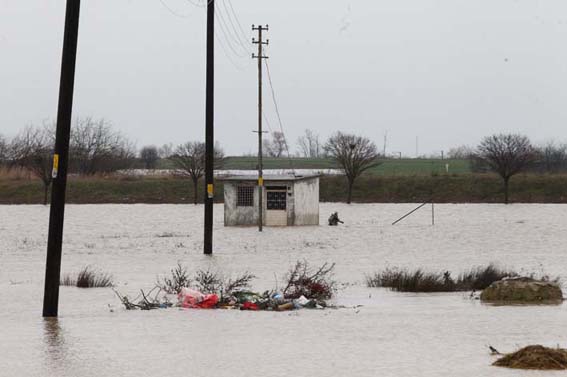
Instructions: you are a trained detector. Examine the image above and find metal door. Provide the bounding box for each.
[266,187,287,226]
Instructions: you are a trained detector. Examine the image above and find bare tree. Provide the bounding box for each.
[536,141,567,173]
[0,134,8,166]
[10,126,54,204]
[447,145,475,159]
[158,143,174,159]
[264,131,287,158]
[297,129,321,158]
[169,141,224,204]
[477,134,536,204]
[324,132,380,204]
[70,117,135,175]
[140,145,159,169]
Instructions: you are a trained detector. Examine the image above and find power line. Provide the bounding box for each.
[225,0,250,45]
[263,111,275,134]
[158,0,192,18]
[183,0,213,8]
[215,7,247,58]
[264,57,295,172]
[214,29,246,71]
[218,1,251,56]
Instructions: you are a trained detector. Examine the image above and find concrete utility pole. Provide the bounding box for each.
[203,0,215,255]
[252,25,269,232]
[43,0,81,317]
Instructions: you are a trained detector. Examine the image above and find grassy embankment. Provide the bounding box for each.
[2,158,567,204]
[2,162,567,204]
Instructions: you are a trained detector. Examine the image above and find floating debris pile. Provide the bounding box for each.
[115,260,336,312]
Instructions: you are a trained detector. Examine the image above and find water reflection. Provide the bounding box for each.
[43,318,67,375]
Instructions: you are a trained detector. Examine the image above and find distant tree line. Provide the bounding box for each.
[2,118,565,206]
[1,118,135,204]
[450,135,567,203]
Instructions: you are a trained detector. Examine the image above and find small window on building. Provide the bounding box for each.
[267,191,287,210]
[237,186,254,207]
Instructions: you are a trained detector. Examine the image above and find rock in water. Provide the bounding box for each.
[480,277,563,304]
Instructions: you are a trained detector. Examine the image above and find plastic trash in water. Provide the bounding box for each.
[178,287,219,309]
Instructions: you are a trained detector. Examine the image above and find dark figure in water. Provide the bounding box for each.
[328,212,344,226]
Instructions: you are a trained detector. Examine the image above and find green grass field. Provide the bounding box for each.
[159,157,472,176]
[2,173,567,204]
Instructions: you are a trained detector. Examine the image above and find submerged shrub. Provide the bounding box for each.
[157,263,255,297]
[157,262,191,294]
[60,266,113,288]
[367,264,518,293]
[457,264,517,290]
[283,260,336,300]
[366,268,452,292]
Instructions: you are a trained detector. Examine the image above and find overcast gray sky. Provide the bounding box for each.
[2,0,567,156]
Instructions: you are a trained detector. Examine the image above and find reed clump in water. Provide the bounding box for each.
[60,266,114,288]
[493,345,567,370]
[366,264,516,292]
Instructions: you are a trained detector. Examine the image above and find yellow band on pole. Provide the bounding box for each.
[52,154,60,178]
[207,184,214,194]
[258,177,264,186]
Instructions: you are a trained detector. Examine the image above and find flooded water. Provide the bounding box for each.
[1,203,567,377]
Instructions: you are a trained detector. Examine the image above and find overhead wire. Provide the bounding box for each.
[158,0,193,18]
[183,0,213,8]
[263,56,296,173]
[225,0,250,43]
[218,0,251,55]
[163,0,249,70]
[215,30,247,71]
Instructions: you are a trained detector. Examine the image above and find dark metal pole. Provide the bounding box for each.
[203,0,215,255]
[43,0,81,317]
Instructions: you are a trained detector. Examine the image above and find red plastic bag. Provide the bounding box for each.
[241,301,259,311]
[178,288,219,309]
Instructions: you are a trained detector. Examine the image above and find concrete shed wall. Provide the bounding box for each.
[223,177,319,227]
[293,178,319,225]
[224,182,258,226]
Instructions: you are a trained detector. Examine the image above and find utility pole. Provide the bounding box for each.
[43,0,81,317]
[252,25,269,232]
[415,136,419,158]
[203,0,215,255]
[383,131,388,157]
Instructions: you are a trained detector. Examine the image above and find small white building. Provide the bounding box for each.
[220,174,320,227]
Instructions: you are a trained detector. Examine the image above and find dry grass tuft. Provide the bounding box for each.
[494,345,567,370]
[0,166,33,181]
[366,264,516,292]
[60,266,113,288]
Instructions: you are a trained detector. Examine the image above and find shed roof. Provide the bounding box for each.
[218,174,320,182]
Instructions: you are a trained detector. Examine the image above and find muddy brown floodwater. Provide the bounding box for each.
[1,203,567,377]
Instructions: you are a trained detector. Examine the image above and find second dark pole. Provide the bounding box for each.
[203,0,215,255]
[43,0,81,317]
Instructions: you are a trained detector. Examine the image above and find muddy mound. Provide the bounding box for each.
[493,345,567,370]
[480,277,563,303]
